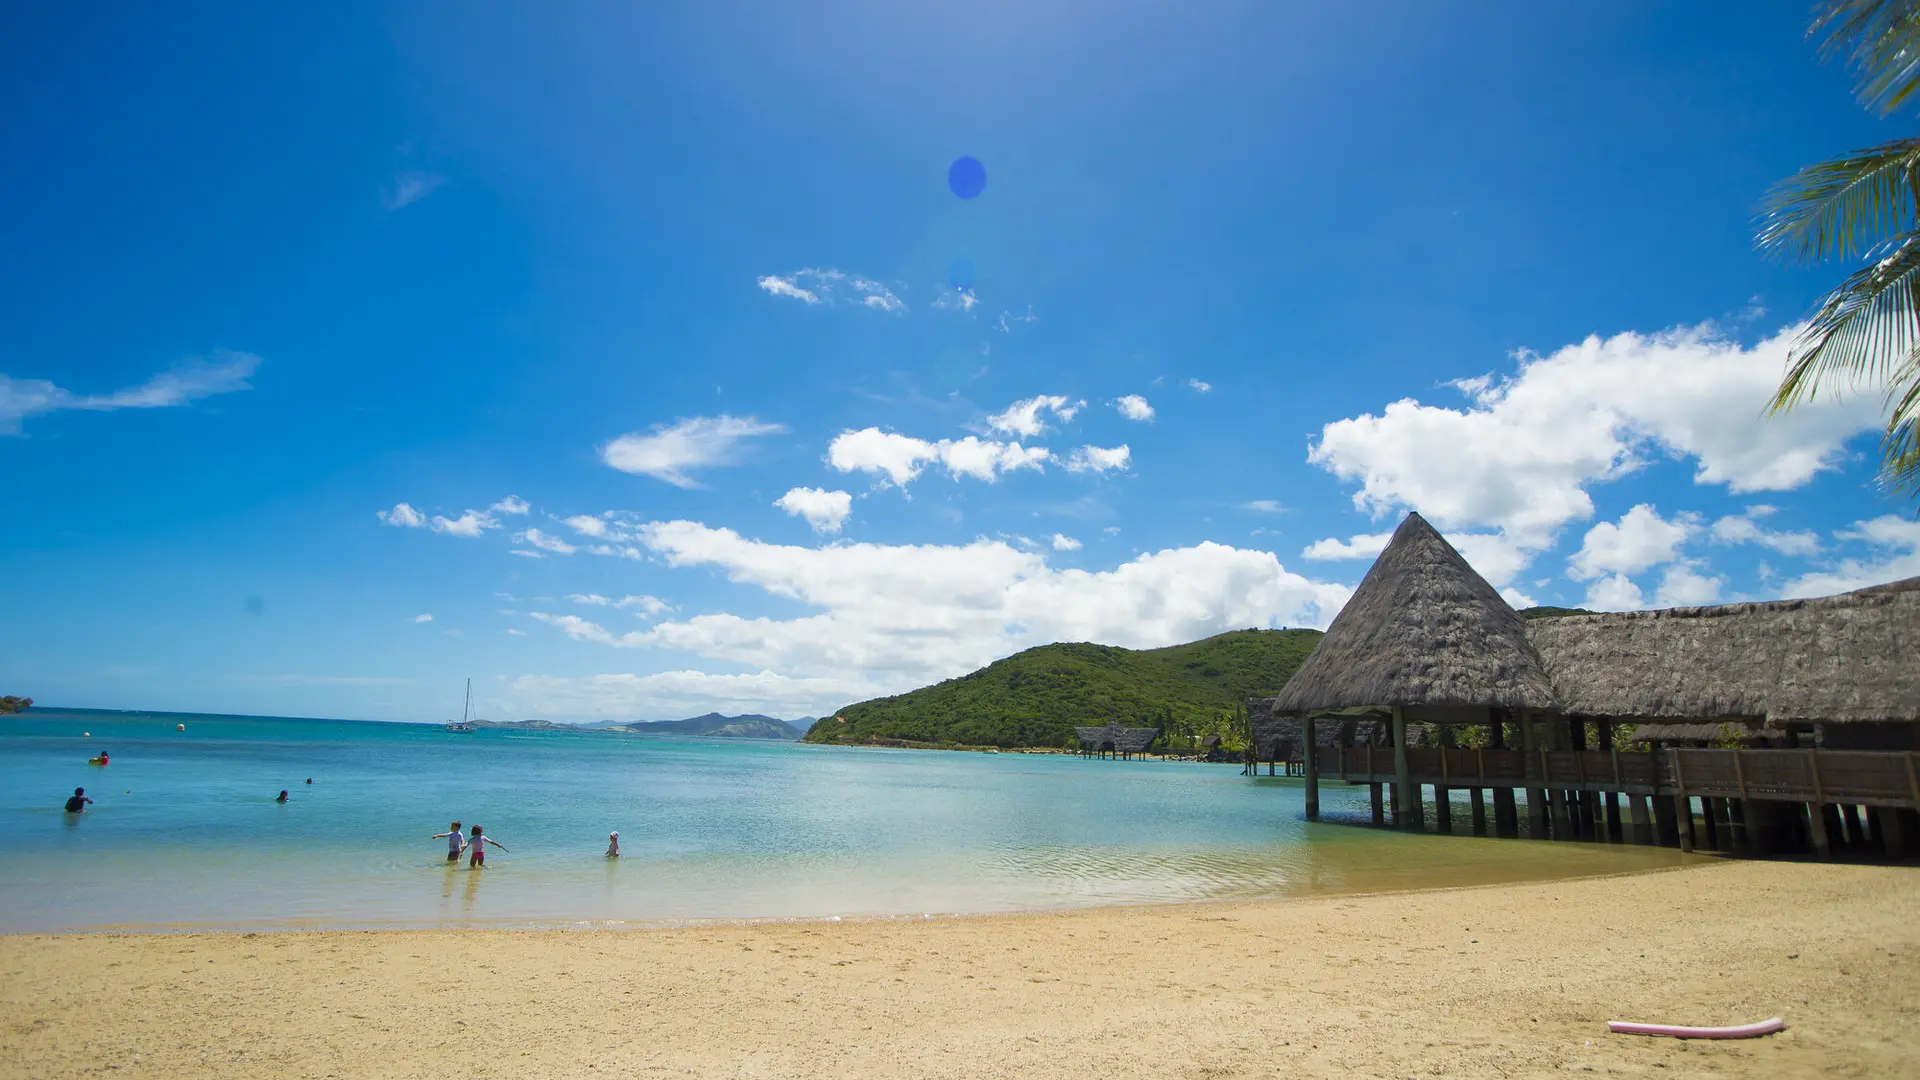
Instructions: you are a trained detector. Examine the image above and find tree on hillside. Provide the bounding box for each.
[1761,0,1920,498]
[0,696,32,714]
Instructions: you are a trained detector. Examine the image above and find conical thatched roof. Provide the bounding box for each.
[1528,577,1920,724]
[1072,724,1161,753]
[1272,513,1556,714]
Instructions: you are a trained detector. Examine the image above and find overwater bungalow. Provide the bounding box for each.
[1073,723,1160,759]
[1255,512,1920,859]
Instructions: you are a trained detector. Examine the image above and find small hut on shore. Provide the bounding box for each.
[1073,723,1161,760]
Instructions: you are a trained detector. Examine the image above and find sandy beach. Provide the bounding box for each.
[2,859,1915,1080]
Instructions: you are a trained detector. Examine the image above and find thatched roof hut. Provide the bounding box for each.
[1271,513,1556,717]
[1072,724,1160,754]
[1625,721,1779,746]
[1528,577,1920,725]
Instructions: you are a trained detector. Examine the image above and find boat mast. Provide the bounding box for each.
[463,678,471,725]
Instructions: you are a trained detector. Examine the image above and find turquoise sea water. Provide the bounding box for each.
[0,709,1693,932]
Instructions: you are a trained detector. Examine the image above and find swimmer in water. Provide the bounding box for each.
[275,790,289,803]
[467,824,507,867]
[88,751,109,766]
[606,831,620,858]
[64,787,93,813]
[432,821,466,862]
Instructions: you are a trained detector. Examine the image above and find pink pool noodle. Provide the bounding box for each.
[1606,1017,1786,1039]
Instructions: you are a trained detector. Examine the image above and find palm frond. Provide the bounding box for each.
[1758,138,1920,261]
[1772,232,1920,412]
[1879,371,1920,498]
[1814,0,1920,116]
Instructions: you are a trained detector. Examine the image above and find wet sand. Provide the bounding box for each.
[2,859,1915,1079]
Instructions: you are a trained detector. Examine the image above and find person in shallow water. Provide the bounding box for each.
[467,824,507,867]
[275,790,289,803]
[606,831,620,858]
[432,821,466,862]
[87,751,108,766]
[64,787,92,813]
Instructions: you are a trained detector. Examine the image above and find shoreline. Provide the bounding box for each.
[4,859,1914,1079]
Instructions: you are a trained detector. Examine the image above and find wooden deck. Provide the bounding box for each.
[1330,746,1920,809]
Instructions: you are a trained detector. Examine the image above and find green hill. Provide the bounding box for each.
[1519,605,1598,619]
[803,628,1324,749]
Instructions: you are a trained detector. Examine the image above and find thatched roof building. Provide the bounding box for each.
[1271,513,1557,718]
[1260,511,1918,736]
[1073,724,1160,754]
[1528,578,1920,725]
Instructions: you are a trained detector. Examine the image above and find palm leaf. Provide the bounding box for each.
[1813,0,1920,116]
[1771,232,1920,412]
[1758,138,1920,261]
[1878,372,1920,496]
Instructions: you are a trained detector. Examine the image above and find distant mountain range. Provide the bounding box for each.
[610,712,811,740]
[467,713,810,739]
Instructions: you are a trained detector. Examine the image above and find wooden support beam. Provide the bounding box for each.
[1470,787,1487,837]
[1809,802,1834,858]
[1651,788,1678,848]
[1604,792,1623,844]
[1435,744,1452,834]
[1369,782,1384,826]
[1521,709,1547,840]
[1302,715,1319,823]
[1843,803,1866,848]
[1627,794,1651,846]
[1670,749,1694,853]
[1392,707,1416,832]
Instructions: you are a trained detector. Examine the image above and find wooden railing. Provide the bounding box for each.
[1329,747,1920,809]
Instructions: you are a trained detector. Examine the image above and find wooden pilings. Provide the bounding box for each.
[1302,715,1319,823]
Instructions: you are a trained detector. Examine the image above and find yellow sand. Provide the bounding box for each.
[2,859,1915,1079]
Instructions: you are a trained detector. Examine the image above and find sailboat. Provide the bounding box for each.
[445,678,476,733]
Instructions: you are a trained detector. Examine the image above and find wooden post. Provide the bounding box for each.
[1651,787,1678,848]
[1730,752,1751,853]
[1627,794,1651,846]
[1470,787,1487,837]
[1806,750,1831,858]
[1370,782,1384,826]
[1669,749,1694,853]
[1392,706,1416,831]
[1602,724,1624,842]
[1700,797,1721,851]
[1842,803,1866,848]
[1521,709,1547,839]
[1303,715,1319,823]
[1435,738,1453,835]
[1490,712,1518,838]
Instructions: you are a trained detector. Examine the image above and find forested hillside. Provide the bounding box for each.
[804,629,1323,749]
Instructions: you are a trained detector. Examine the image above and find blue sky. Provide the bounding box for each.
[4,1,1916,723]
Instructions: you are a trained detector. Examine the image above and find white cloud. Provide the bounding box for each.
[1783,515,1920,598]
[1710,506,1820,556]
[827,428,1051,488]
[1186,379,1212,393]
[1566,505,1695,580]
[1301,532,1393,561]
[508,550,544,559]
[569,594,613,606]
[562,514,610,538]
[616,594,671,617]
[774,487,854,534]
[491,495,530,516]
[1654,564,1724,607]
[2,351,260,435]
[505,628,528,636]
[987,395,1083,438]
[377,502,427,528]
[413,613,434,623]
[1583,574,1645,612]
[1113,394,1155,422]
[432,509,501,538]
[383,170,445,211]
[1063,445,1130,473]
[1051,533,1082,551]
[1499,586,1538,610]
[525,521,1353,701]
[601,415,787,488]
[518,528,577,555]
[496,671,881,722]
[995,307,1039,333]
[934,288,978,313]
[1243,500,1285,514]
[1307,322,1881,577]
[757,269,905,313]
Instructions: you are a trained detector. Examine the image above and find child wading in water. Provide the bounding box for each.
[606,831,620,858]
[467,824,507,867]
[432,821,466,862]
